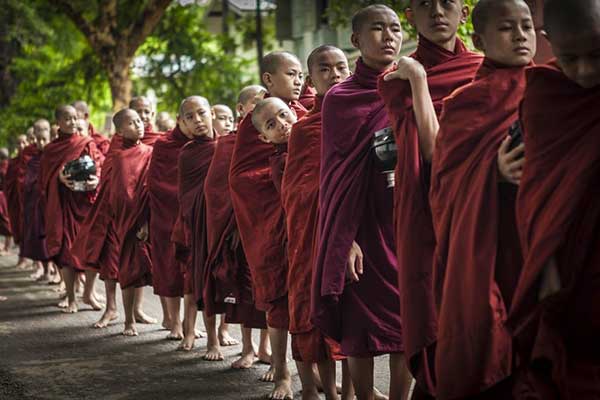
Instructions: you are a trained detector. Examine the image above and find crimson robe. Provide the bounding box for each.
[204,134,266,329]
[147,126,191,297]
[430,59,527,398]
[21,148,50,261]
[109,140,154,289]
[282,95,341,362]
[299,85,316,110]
[40,132,103,269]
[0,159,12,236]
[508,63,600,400]
[378,36,482,393]
[229,97,307,325]
[5,146,35,245]
[172,135,215,306]
[89,122,110,156]
[312,58,403,357]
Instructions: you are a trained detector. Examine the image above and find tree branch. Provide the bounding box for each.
[52,1,97,47]
[126,0,172,56]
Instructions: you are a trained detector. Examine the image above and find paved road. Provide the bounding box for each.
[0,255,392,399]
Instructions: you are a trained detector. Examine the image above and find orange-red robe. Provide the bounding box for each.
[430,59,527,398]
[508,62,600,400]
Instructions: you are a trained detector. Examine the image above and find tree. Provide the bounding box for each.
[52,0,173,110]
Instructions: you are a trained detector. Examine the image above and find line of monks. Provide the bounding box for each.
[1,0,598,399]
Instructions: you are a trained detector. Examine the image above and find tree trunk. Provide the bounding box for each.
[107,60,132,111]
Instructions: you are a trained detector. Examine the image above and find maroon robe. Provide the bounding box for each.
[508,63,600,400]
[430,59,527,398]
[378,36,483,394]
[173,134,215,305]
[21,148,50,261]
[312,58,403,357]
[109,140,154,289]
[5,146,34,246]
[147,126,191,297]
[72,135,124,280]
[203,134,266,328]
[0,159,12,236]
[229,97,307,326]
[88,122,111,156]
[40,132,103,269]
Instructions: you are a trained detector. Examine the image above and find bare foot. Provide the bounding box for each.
[166,331,183,341]
[270,376,293,400]
[0,296,7,301]
[257,350,272,365]
[134,310,158,324]
[178,336,195,351]
[63,302,78,314]
[15,259,29,270]
[123,324,139,337]
[57,297,68,308]
[374,387,389,400]
[203,345,224,361]
[82,295,104,311]
[260,366,275,382]
[162,318,172,330]
[231,351,256,369]
[93,310,119,328]
[195,329,206,339]
[218,329,239,346]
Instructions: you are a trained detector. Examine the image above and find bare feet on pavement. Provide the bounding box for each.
[94,309,119,328]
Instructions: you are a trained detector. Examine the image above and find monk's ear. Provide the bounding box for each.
[350,32,360,50]
[211,109,216,120]
[306,75,314,88]
[472,33,485,52]
[460,5,470,24]
[262,72,274,89]
[257,133,271,144]
[541,29,549,40]
[405,8,416,28]
[235,103,244,119]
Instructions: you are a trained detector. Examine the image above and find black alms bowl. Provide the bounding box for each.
[372,127,397,187]
[63,155,96,190]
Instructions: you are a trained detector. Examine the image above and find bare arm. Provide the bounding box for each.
[384,57,438,161]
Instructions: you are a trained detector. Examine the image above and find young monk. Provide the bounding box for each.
[229,51,307,400]
[212,104,235,137]
[22,120,52,281]
[377,1,483,396]
[312,6,412,400]
[280,45,352,400]
[428,1,535,398]
[156,111,176,132]
[130,96,163,146]
[507,1,600,398]
[72,100,110,155]
[40,105,102,313]
[147,97,195,339]
[235,85,267,123]
[171,96,216,352]
[0,148,12,254]
[5,134,31,268]
[203,87,271,370]
[106,108,155,336]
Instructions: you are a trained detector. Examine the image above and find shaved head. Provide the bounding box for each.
[472,0,530,33]
[251,97,289,131]
[55,105,76,121]
[33,119,50,133]
[237,85,266,105]
[351,4,396,33]
[212,104,233,115]
[544,0,600,37]
[113,108,138,131]
[0,148,8,160]
[178,95,209,117]
[72,100,89,117]
[260,51,301,75]
[129,96,152,110]
[307,45,346,74]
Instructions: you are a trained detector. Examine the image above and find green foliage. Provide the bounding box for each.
[0,2,111,147]
[327,0,477,47]
[134,3,257,114]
